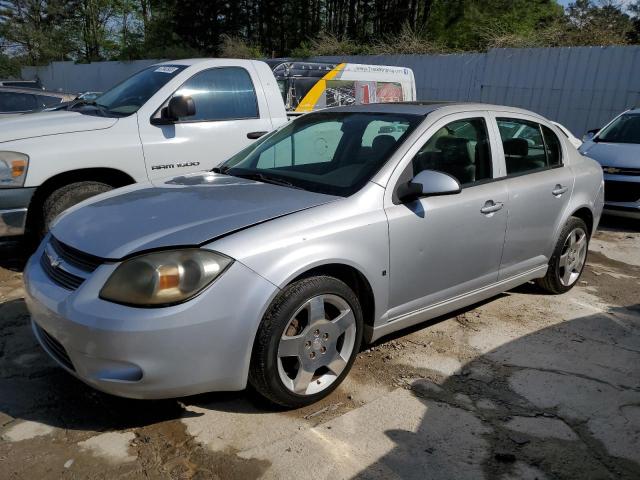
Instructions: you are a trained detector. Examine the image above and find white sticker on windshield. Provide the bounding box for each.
[155,66,179,74]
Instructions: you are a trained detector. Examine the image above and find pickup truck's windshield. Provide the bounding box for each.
[597,113,640,144]
[219,111,422,196]
[81,65,187,117]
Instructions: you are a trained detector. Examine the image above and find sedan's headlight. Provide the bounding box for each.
[0,152,29,188]
[100,249,233,307]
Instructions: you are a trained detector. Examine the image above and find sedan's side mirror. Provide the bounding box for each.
[397,169,461,203]
[152,95,195,125]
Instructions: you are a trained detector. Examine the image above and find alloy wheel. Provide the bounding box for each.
[277,294,357,396]
[558,226,588,287]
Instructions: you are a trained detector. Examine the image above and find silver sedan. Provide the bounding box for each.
[24,103,604,407]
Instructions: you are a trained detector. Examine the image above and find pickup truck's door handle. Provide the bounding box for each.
[552,184,568,197]
[480,200,504,215]
[247,131,268,139]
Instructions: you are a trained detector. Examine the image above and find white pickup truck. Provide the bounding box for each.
[0,58,415,240]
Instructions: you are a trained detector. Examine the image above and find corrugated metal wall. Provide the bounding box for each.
[21,46,640,136]
[316,46,640,136]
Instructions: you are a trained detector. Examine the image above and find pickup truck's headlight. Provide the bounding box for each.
[100,249,233,307]
[0,152,29,188]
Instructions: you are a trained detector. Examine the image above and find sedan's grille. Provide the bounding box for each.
[40,253,85,290]
[602,166,640,176]
[50,236,102,272]
[604,180,640,203]
[34,323,75,371]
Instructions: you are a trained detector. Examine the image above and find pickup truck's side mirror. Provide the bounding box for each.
[397,169,461,203]
[152,95,195,125]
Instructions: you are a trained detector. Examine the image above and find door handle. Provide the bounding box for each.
[480,200,504,215]
[247,131,268,139]
[552,184,568,197]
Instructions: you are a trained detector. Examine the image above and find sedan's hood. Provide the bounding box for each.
[0,111,117,143]
[579,141,640,168]
[51,173,340,259]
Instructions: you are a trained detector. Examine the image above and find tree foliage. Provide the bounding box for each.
[0,0,639,72]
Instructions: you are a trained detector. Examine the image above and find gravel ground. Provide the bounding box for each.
[0,216,638,480]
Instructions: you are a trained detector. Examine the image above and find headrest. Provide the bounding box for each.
[503,138,528,156]
[435,136,468,151]
[372,134,397,152]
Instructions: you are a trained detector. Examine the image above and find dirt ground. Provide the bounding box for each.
[0,217,638,480]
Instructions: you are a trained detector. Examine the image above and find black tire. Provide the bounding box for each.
[536,216,590,294]
[249,275,363,408]
[40,181,113,238]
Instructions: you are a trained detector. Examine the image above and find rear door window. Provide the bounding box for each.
[497,118,550,175]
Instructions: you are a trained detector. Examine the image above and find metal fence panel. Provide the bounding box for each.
[316,46,640,136]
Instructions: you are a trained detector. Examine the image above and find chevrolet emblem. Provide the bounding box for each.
[603,167,621,174]
[46,250,61,269]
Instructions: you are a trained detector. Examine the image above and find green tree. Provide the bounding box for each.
[0,0,77,64]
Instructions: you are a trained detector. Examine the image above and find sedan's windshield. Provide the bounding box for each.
[83,65,187,117]
[219,112,422,196]
[597,113,640,144]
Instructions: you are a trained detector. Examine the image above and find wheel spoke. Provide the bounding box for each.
[292,366,315,394]
[327,354,347,376]
[332,309,355,335]
[308,296,326,323]
[569,231,577,248]
[562,265,573,285]
[559,252,569,268]
[278,336,301,358]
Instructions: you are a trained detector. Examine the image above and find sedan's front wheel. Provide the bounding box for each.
[537,216,589,294]
[249,275,363,408]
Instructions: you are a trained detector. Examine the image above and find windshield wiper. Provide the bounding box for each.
[232,172,302,189]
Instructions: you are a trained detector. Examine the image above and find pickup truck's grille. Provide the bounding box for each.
[604,180,640,203]
[40,253,85,290]
[50,236,103,273]
[34,323,75,371]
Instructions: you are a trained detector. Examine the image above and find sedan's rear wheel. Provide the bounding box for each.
[249,276,363,408]
[537,216,589,294]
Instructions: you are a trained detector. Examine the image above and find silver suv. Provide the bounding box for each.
[24,103,604,407]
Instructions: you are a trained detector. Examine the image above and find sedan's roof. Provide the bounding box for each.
[323,101,546,119]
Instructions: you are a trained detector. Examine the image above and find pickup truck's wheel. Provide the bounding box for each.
[40,181,113,237]
[249,275,363,408]
[537,216,589,294]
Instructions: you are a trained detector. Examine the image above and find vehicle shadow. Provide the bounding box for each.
[598,215,640,232]
[350,303,640,480]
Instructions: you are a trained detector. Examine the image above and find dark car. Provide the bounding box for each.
[0,87,76,117]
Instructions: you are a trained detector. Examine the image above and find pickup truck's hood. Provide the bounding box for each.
[0,111,117,143]
[579,141,640,168]
[51,173,340,259]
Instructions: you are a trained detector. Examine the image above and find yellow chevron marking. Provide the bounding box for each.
[294,63,347,113]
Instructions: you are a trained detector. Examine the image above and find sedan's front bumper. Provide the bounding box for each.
[23,244,279,399]
[0,187,35,237]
